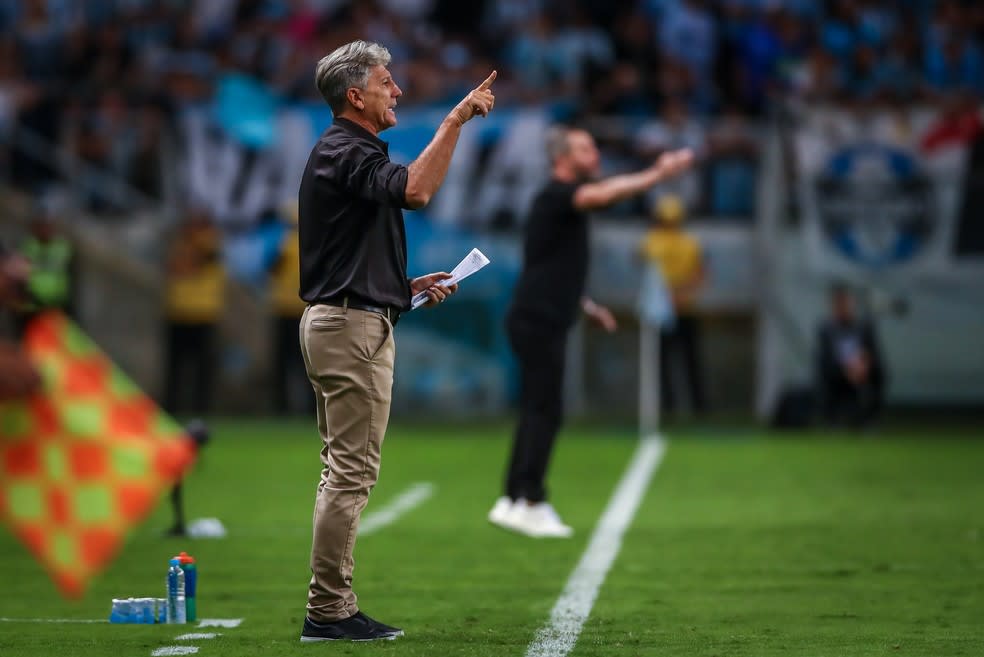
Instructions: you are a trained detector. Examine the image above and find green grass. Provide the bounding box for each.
[0,420,982,657]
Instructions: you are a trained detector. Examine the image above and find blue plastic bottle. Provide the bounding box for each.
[166,558,187,624]
[109,598,128,623]
[140,598,155,624]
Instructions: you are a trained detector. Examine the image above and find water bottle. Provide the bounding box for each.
[166,558,187,624]
[156,598,168,624]
[109,598,130,624]
[178,552,197,622]
[139,598,155,624]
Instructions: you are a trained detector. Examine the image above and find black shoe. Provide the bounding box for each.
[300,611,404,642]
[359,612,403,637]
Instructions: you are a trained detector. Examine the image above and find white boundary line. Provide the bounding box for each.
[0,617,105,623]
[175,633,220,640]
[358,482,435,536]
[526,435,666,657]
[151,648,198,656]
[197,618,243,628]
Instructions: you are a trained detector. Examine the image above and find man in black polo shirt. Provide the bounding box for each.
[489,127,694,538]
[296,40,496,642]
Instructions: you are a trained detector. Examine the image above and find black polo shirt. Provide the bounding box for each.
[508,180,589,332]
[298,117,413,310]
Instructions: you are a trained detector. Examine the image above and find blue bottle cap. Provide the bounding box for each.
[169,558,181,566]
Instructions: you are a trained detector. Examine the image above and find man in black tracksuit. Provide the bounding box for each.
[489,126,695,538]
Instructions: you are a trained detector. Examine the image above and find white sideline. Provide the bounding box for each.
[358,482,435,536]
[151,648,198,656]
[197,618,243,628]
[0,617,105,623]
[525,435,666,657]
[174,633,220,640]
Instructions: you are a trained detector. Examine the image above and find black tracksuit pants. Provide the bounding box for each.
[504,316,567,503]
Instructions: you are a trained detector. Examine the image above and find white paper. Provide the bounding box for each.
[411,247,491,310]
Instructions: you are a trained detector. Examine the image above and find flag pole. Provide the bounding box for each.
[639,314,660,439]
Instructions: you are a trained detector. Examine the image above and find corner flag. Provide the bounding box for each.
[0,313,195,597]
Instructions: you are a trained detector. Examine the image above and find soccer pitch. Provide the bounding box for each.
[0,420,981,657]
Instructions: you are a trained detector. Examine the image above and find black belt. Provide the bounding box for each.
[315,294,402,326]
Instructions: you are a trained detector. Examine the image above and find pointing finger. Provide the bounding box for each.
[478,70,497,91]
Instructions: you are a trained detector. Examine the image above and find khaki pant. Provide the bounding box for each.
[299,304,395,622]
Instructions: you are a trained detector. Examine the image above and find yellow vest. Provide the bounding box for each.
[22,237,72,309]
[271,230,306,317]
[639,229,702,308]
[165,229,226,323]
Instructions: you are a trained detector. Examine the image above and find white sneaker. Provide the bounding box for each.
[487,496,515,528]
[504,499,574,538]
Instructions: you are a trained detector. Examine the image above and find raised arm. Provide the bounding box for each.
[404,71,497,209]
[573,149,695,212]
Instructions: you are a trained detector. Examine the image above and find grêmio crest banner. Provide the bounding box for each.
[791,106,976,275]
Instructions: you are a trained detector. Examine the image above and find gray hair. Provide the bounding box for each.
[315,40,391,113]
[545,125,573,163]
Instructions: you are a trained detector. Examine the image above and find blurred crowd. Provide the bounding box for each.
[3,0,974,418]
[1,0,983,215]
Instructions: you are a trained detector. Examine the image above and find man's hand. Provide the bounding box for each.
[582,298,617,333]
[651,148,695,181]
[449,71,496,126]
[844,353,871,385]
[410,272,459,308]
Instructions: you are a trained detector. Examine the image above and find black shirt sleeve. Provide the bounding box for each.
[315,140,410,209]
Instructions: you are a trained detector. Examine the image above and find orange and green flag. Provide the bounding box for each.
[0,312,195,598]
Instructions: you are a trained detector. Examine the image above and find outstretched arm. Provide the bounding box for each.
[573,149,695,212]
[404,71,497,209]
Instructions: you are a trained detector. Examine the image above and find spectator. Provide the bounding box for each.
[15,0,65,84]
[875,27,924,102]
[163,210,226,416]
[816,284,886,428]
[605,5,661,114]
[69,89,135,211]
[924,34,984,95]
[790,46,848,102]
[637,96,707,210]
[821,0,859,63]
[731,7,785,112]
[856,0,896,49]
[705,105,758,217]
[851,44,884,101]
[658,0,717,86]
[505,12,573,100]
[0,37,41,136]
[590,61,655,117]
[557,5,615,95]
